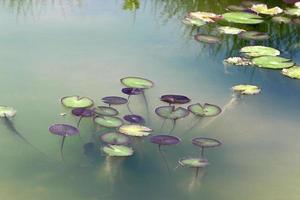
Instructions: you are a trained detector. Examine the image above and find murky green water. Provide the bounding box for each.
[0,0,300,199]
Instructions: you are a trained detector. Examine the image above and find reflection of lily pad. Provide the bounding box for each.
[232,84,261,95]
[194,34,221,44]
[94,116,123,128]
[217,26,245,35]
[222,12,263,24]
[94,106,119,116]
[100,132,130,145]
[192,137,222,148]
[188,103,221,117]
[251,4,283,15]
[61,96,94,108]
[179,158,209,168]
[239,31,269,41]
[272,16,291,23]
[0,106,17,117]
[155,106,189,120]
[103,145,134,157]
[121,77,154,89]
[285,8,300,16]
[282,66,300,79]
[118,124,152,137]
[240,46,280,57]
[252,56,294,69]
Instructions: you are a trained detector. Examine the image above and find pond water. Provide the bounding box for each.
[0,0,300,199]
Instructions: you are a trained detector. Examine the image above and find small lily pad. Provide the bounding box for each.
[100,132,130,145]
[94,106,119,116]
[222,12,263,24]
[61,96,94,108]
[252,56,294,69]
[240,46,280,57]
[285,8,300,16]
[179,158,209,168]
[224,57,253,66]
[49,124,79,136]
[272,16,291,23]
[122,88,144,95]
[123,114,145,124]
[102,145,134,157]
[282,66,300,79]
[155,106,189,120]
[121,77,154,89]
[118,124,152,137]
[239,31,269,40]
[194,34,221,44]
[94,116,123,128]
[217,26,245,35]
[160,95,190,104]
[102,96,128,105]
[251,4,283,15]
[71,108,94,117]
[232,84,261,95]
[0,106,17,117]
[150,135,181,146]
[188,11,222,23]
[188,103,221,117]
[192,137,222,148]
[182,17,206,26]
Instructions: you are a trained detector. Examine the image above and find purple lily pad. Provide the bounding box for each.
[49,124,79,137]
[160,95,191,104]
[122,88,144,95]
[150,135,181,146]
[102,96,128,105]
[123,114,145,124]
[71,108,94,117]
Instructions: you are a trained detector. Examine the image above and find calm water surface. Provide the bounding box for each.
[0,0,300,199]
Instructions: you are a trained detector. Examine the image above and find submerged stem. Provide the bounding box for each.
[77,116,83,127]
[60,136,66,161]
[169,119,176,134]
[158,145,171,175]
[126,95,133,114]
[159,119,166,132]
[141,91,150,124]
[185,117,202,133]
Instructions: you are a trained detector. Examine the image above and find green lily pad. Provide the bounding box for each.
[217,26,245,34]
[118,124,152,137]
[0,106,17,117]
[252,56,294,69]
[282,66,300,79]
[271,16,291,24]
[100,132,130,145]
[188,103,221,117]
[94,106,119,116]
[61,96,94,108]
[182,17,206,26]
[232,84,261,95]
[251,4,283,15]
[155,106,189,120]
[285,8,300,16]
[94,116,123,128]
[240,46,280,57]
[102,145,134,157]
[222,12,263,24]
[120,77,154,89]
[178,158,209,168]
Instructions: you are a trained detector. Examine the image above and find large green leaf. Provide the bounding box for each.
[282,66,300,79]
[252,56,294,69]
[240,46,280,57]
[222,12,263,24]
[94,116,123,128]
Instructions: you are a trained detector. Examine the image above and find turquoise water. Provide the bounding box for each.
[0,0,300,199]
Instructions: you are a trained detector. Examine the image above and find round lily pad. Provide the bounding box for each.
[217,26,245,35]
[232,84,261,95]
[285,8,300,16]
[123,114,145,124]
[100,132,130,145]
[118,124,152,137]
[150,135,181,146]
[102,145,134,157]
[250,4,283,15]
[94,106,119,116]
[188,103,221,117]
[239,31,269,41]
[222,12,263,24]
[240,46,280,57]
[224,57,253,66]
[102,96,128,105]
[194,34,221,44]
[182,17,206,27]
[192,137,222,148]
[120,77,154,89]
[282,66,300,79]
[122,88,144,95]
[160,95,191,104]
[94,116,123,128]
[188,11,222,23]
[49,124,79,136]
[61,96,94,108]
[155,106,189,120]
[178,158,209,168]
[272,16,291,23]
[252,56,294,69]
[0,106,17,117]
[71,108,94,117]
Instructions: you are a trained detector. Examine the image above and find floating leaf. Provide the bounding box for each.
[296,2,300,8]
[282,66,300,79]
[118,124,152,137]
[182,17,206,27]
[49,124,79,136]
[160,95,190,104]
[61,96,94,108]
[188,103,221,117]
[94,106,119,116]
[217,26,245,35]
[102,96,128,105]
[100,132,130,145]
[222,12,263,24]
[71,108,94,117]
[272,16,291,23]
[102,145,134,157]
[240,46,280,57]
[239,31,269,40]
[122,88,144,95]
[123,114,145,124]
[285,8,300,16]
[194,34,221,44]
[252,56,294,69]
[0,106,17,117]
[155,106,189,120]
[94,116,123,128]
[188,11,222,23]
[178,158,209,168]
[251,4,283,15]
[232,84,261,95]
[224,57,253,66]
[121,77,154,89]
[150,135,181,146]
[192,137,222,148]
